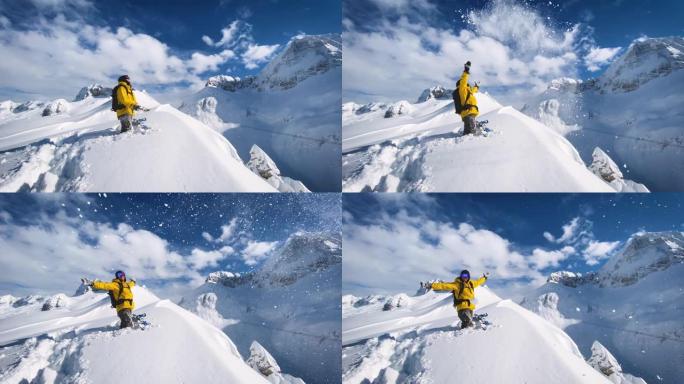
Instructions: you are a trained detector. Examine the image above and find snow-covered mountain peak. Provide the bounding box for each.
[547,270,598,287]
[74,84,113,101]
[258,33,341,90]
[417,85,450,103]
[205,74,257,92]
[257,231,342,286]
[599,36,684,92]
[598,231,684,286]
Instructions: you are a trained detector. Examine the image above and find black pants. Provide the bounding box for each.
[462,115,477,135]
[118,309,133,329]
[458,309,474,329]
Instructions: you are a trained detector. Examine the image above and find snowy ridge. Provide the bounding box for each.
[179,231,342,384]
[342,88,643,192]
[521,36,684,191]
[180,34,342,192]
[0,284,301,383]
[0,89,285,192]
[342,287,617,383]
[521,231,684,383]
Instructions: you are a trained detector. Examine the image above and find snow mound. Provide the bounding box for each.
[589,147,649,192]
[0,285,274,383]
[247,145,310,192]
[0,90,276,192]
[343,92,624,192]
[41,99,69,117]
[342,287,612,383]
[588,341,647,384]
[247,341,305,384]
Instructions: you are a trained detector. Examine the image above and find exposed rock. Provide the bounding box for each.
[246,145,309,192]
[74,84,113,101]
[417,85,450,103]
[42,99,70,116]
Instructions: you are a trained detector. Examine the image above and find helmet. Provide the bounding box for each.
[115,270,126,280]
[459,269,470,279]
[118,75,130,83]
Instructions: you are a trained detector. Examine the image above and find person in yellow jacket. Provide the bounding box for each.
[456,61,480,135]
[91,270,136,329]
[429,269,489,329]
[113,75,140,133]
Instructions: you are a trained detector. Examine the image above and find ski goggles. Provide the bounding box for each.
[460,273,470,279]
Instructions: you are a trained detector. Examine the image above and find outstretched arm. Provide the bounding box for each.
[92,280,118,291]
[431,281,460,291]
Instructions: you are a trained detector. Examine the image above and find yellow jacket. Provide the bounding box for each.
[93,278,135,312]
[457,71,479,119]
[114,81,137,118]
[432,276,487,311]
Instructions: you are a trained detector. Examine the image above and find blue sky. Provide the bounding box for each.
[342,193,684,297]
[0,193,340,298]
[343,0,684,103]
[0,0,340,102]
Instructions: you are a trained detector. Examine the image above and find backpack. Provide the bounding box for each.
[111,85,122,111]
[108,280,133,308]
[452,80,475,115]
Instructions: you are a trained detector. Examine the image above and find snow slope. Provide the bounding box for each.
[0,86,285,192]
[342,286,622,384]
[0,284,302,384]
[522,37,684,191]
[521,231,684,383]
[342,89,644,192]
[179,231,342,384]
[180,34,342,192]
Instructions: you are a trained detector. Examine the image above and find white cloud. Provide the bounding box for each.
[202,232,213,242]
[0,15,11,28]
[187,49,235,74]
[343,0,587,103]
[557,217,582,243]
[543,231,555,242]
[215,20,244,47]
[343,208,558,295]
[242,240,278,266]
[217,218,239,243]
[0,15,216,99]
[242,43,280,70]
[585,46,621,72]
[583,240,620,265]
[0,210,208,295]
[201,35,214,46]
[188,249,225,269]
[530,246,575,269]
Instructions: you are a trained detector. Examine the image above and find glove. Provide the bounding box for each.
[464,61,471,73]
[483,272,490,278]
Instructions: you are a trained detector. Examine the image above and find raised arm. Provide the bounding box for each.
[472,273,489,288]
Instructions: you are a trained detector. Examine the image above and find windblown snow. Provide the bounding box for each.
[0,284,305,383]
[180,34,342,192]
[342,88,646,192]
[0,84,309,192]
[521,231,684,384]
[342,285,627,383]
[179,231,342,384]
